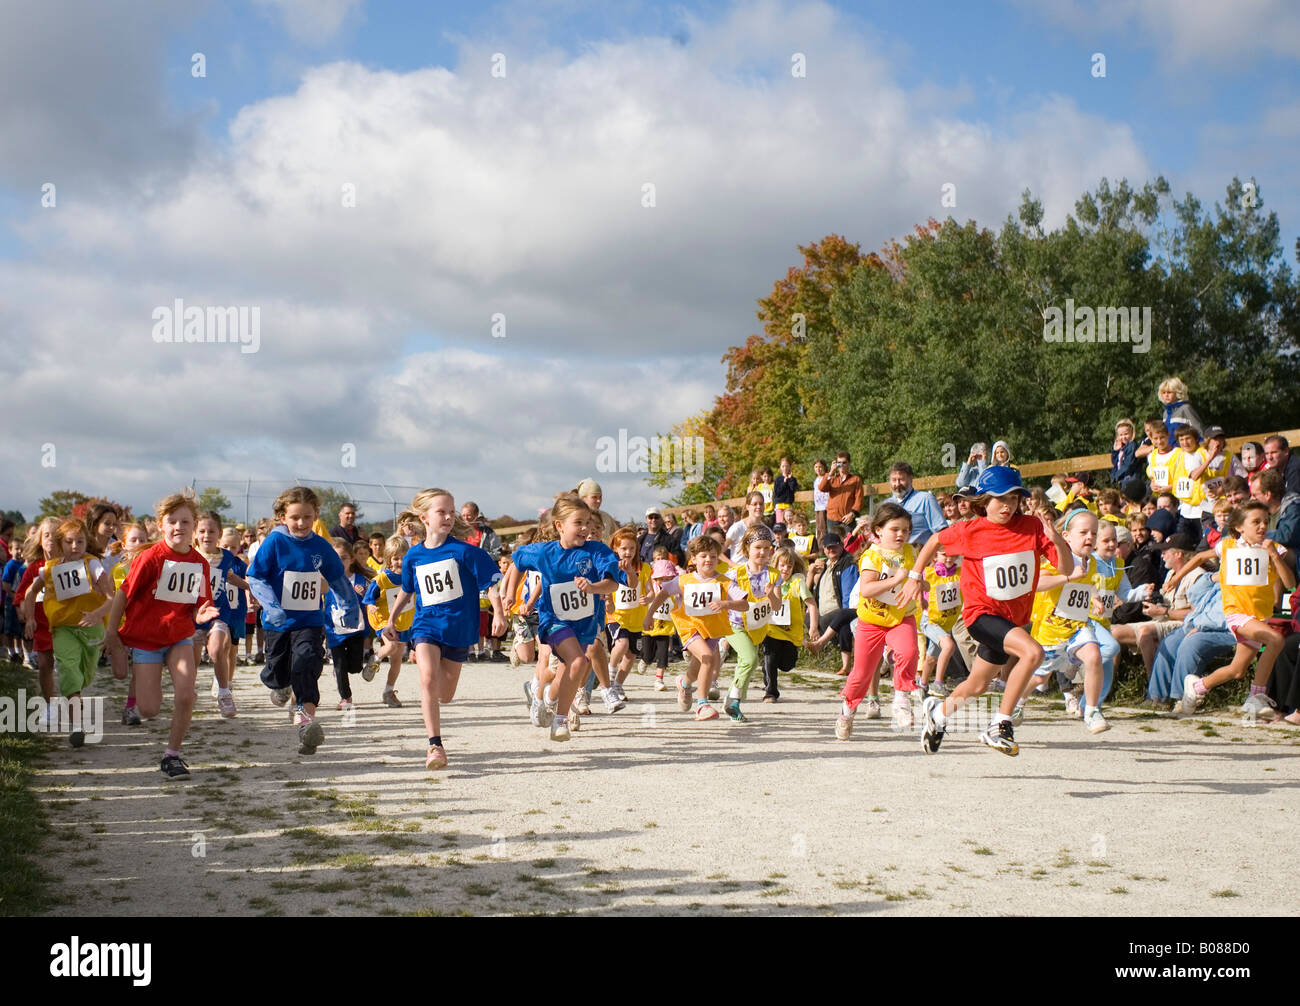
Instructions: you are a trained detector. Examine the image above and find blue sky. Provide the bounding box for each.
[2,0,1297,523]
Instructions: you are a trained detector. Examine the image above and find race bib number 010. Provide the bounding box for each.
[982,551,1035,601]
[155,561,204,604]
[416,560,463,606]
[281,571,322,611]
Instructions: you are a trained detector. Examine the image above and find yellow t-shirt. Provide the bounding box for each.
[788,533,815,557]
[1146,448,1178,491]
[924,566,963,633]
[365,556,384,574]
[668,572,732,640]
[1090,557,1126,629]
[855,544,918,628]
[40,558,105,627]
[1031,554,1097,647]
[1171,447,1208,511]
[1218,537,1274,622]
[607,563,652,629]
[766,576,812,646]
[367,568,413,632]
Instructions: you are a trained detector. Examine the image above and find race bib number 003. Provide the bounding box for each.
[281,571,322,611]
[155,561,204,604]
[549,582,594,620]
[982,551,1034,601]
[416,559,463,606]
[50,561,91,602]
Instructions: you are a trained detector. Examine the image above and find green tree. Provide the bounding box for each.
[312,488,362,530]
[196,487,233,519]
[36,491,92,520]
[1,510,24,525]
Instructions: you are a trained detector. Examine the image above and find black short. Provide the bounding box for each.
[608,624,642,647]
[966,614,1019,665]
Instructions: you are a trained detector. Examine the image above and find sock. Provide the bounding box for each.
[125,697,136,710]
[383,685,394,694]
[1085,706,1099,717]
[841,700,853,717]
[545,684,556,704]
[728,687,740,701]
[1249,684,1266,696]
[992,712,1011,726]
[696,697,708,706]
[893,692,909,707]
[429,735,441,747]
[218,687,231,698]
[933,707,947,728]
[1193,678,1208,696]
[164,747,180,758]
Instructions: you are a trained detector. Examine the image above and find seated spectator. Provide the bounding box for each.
[1112,418,1142,493]
[1125,515,1166,587]
[1146,576,1235,708]
[1231,440,1266,480]
[1145,506,1176,543]
[1110,533,1204,675]
[1264,435,1300,496]
[804,534,856,675]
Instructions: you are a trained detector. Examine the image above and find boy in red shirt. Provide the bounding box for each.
[899,467,1071,756]
[104,491,219,780]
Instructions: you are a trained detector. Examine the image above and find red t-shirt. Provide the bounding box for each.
[15,560,48,630]
[937,514,1058,628]
[118,542,212,650]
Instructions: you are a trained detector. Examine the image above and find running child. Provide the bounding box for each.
[762,547,816,702]
[380,490,504,768]
[22,518,116,746]
[1170,501,1295,719]
[919,543,962,698]
[110,523,150,725]
[364,536,414,706]
[642,557,680,691]
[604,525,650,708]
[503,494,621,741]
[722,525,785,722]
[14,518,61,720]
[835,503,919,740]
[103,492,221,778]
[326,537,373,713]
[898,466,1072,756]
[193,512,248,718]
[246,486,362,755]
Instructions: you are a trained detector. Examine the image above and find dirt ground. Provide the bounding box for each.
[30,656,1300,916]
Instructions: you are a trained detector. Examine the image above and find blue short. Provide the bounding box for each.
[410,636,469,663]
[130,639,193,664]
[538,623,595,650]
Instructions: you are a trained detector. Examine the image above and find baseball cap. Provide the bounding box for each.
[772,522,788,534]
[1156,533,1196,552]
[577,479,602,497]
[645,508,661,518]
[1203,426,1226,440]
[975,465,1029,498]
[822,533,844,549]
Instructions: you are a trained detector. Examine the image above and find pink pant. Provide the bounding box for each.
[842,617,918,711]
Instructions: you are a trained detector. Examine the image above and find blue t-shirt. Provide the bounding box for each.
[247,527,345,631]
[3,558,25,600]
[325,572,368,647]
[208,550,247,619]
[510,540,624,641]
[399,539,502,647]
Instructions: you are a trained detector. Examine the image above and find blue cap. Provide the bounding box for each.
[976,464,1029,498]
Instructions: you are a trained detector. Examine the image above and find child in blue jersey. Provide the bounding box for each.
[383,489,504,770]
[501,495,624,742]
[2,551,26,665]
[325,538,372,714]
[246,486,361,756]
[194,513,249,718]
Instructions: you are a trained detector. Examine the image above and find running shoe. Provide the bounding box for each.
[508,649,521,668]
[382,690,403,708]
[362,658,379,682]
[1011,701,1025,726]
[989,678,1006,693]
[253,650,265,664]
[122,705,142,727]
[69,729,85,749]
[724,697,747,722]
[298,716,324,755]
[920,696,945,754]
[337,698,354,712]
[567,707,582,732]
[426,744,447,770]
[1084,709,1110,734]
[490,651,507,663]
[653,673,666,691]
[862,698,881,720]
[573,688,591,715]
[835,713,853,741]
[1179,674,1205,715]
[676,676,692,712]
[1240,692,1278,722]
[927,679,949,698]
[210,676,220,699]
[601,688,625,713]
[523,678,535,710]
[270,686,292,707]
[707,685,720,701]
[696,703,719,721]
[160,754,191,780]
[217,693,237,719]
[1063,692,1081,718]
[891,698,914,732]
[549,718,571,742]
[542,695,558,729]
[979,719,1019,756]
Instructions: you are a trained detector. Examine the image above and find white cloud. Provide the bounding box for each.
[4,0,1156,522]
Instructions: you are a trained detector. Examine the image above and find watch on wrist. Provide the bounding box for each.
[907,569,924,581]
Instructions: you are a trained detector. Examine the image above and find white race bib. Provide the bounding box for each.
[936,581,961,612]
[549,582,594,620]
[1150,466,1170,487]
[385,586,402,613]
[770,598,792,627]
[281,570,323,611]
[415,559,463,606]
[154,560,204,604]
[1225,546,1269,587]
[745,599,773,631]
[872,569,902,608]
[813,489,830,512]
[225,583,240,608]
[653,597,674,621]
[1175,476,1194,498]
[982,551,1035,601]
[683,583,720,617]
[49,560,91,602]
[613,583,640,611]
[1095,590,1117,619]
[1053,581,1094,622]
[331,604,349,630]
[209,569,225,602]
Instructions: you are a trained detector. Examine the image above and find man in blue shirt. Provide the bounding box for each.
[888,461,948,545]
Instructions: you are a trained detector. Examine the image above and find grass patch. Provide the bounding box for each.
[0,662,57,916]
[972,847,994,856]
[1210,889,1240,898]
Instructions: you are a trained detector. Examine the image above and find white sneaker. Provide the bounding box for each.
[1064,693,1081,718]
[1011,701,1025,726]
[542,696,558,729]
[602,688,625,713]
[1240,692,1278,722]
[217,693,237,719]
[1180,674,1205,715]
[573,689,591,715]
[890,699,914,731]
[989,678,1006,693]
[634,659,647,674]
[550,718,571,742]
[210,676,220,699]
[361,658,379,682]
[653,674,666,691]
[1084,708,1110,734]
[508,648,520,668]
[567,707,582,732]
[863,698,882,720]
[1033,681,1050,695]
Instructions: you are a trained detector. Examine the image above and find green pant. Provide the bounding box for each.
[726,630,760,699]
[53,624,104,697]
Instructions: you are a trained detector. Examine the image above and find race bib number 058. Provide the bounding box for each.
[549,582,594,620]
